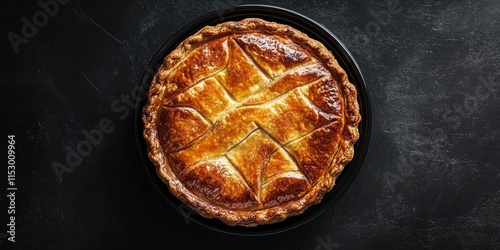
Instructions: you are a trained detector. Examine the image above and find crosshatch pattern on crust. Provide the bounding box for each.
[143,18,360,226]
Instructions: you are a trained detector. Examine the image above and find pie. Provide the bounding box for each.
[143,18,361,227]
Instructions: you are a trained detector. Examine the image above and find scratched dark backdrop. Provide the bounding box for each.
[1,0,500,249]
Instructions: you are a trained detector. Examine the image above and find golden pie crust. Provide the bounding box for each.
[143,18,360,227]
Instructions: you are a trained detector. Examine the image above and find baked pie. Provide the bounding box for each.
[143,18,360,227]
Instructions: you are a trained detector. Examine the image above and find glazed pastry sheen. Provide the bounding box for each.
[143,18,360,226]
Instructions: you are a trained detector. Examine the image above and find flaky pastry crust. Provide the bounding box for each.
[143,18,360,226]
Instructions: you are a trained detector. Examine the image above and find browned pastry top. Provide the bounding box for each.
[143,18,360,226]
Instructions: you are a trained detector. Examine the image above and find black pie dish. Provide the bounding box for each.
[134,4,371,236]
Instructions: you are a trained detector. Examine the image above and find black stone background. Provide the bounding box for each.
[1,0,499,249]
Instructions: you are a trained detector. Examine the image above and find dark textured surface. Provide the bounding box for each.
[1,0,499,249]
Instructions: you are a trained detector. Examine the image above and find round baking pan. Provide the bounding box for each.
[134,4,371,236]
